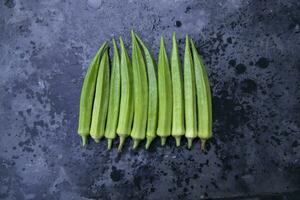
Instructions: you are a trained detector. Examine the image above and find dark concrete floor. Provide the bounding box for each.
[0,0,299,199]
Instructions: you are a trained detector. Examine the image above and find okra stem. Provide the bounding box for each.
[135,34,158,149]
[90,50,110,142]
[78,42,108,146]
[116,37,133,151]
[190,39,212,151]
[157,36,172,146]
[184,35,197,149]
[104,39,121,150]
[171,33,185,147]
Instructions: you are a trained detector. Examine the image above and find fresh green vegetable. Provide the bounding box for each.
[78,33,212,151]
[78,42,108,146]
[104,39,121,150]
[157,36,173,146]
[184,35,197,149]
[130,31,148,149]
[116,37,133,151]
[135,34,158,149]
[90,50,110,142]
[190,39,212,151]
[171,33,185,146]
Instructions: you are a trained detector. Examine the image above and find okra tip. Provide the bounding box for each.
[145,136,155,149]
[201,139,207,152]
[190,38,195,47]
[185,34,190,46]
[187,138,193,149]
[160,137,167,146]
[119,36,124,46]
[81,135,88,146]
[175,136,181,147]
[94,138,100,143]
[131,31,137,43]
[132,139,140,150]
[172,32,176,40]
[160,35,165,45]
[112,38,117,46]
[107,139,113,150]
[117,136,126,152]
[130,29,135,36]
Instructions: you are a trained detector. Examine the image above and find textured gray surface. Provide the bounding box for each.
[0,0,300,199]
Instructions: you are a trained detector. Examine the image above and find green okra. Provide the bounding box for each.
[157,36,173,146]
[104,39,121,150]
[90,50,110,142]
[184,35,197,149]
[130,31,148,149]
[78,42,108,146]
[135,34,158,149]
[171,33,185,147]
[190,39,212,151]
[116,37,133,151]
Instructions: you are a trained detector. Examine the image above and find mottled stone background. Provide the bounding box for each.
[0,0,299,199]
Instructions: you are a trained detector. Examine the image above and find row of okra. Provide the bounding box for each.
[78,31,212,151]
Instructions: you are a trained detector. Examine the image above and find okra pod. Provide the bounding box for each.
[135,34,158,149]
[171,33,185,146]
[157,36,173,146]
[90,50,110,142]
[184,35,197,149]
[104,39,121,150]
[78,42,108,146]
[130,31,148,149]
[190,39,212,151]
[116,37,133,151]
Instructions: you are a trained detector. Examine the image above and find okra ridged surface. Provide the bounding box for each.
[157,36,173,146]
[78,42,108,146]
[104,39,121,150]
[184,35,197,149]
[135,34,158,150]
[90,50,110,143]
[190,39,212,151]
[130,31,148,149]
[171,33,185,147]
[116,37,134,151]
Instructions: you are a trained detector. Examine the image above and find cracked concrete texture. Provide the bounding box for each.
[0,0,300,199]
